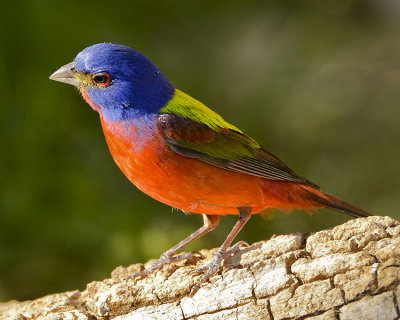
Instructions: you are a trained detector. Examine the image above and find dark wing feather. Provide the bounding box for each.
[157,113,318,188]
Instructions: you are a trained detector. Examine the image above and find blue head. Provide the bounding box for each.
[50,43,175,122]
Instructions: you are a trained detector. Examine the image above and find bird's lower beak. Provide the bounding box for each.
[49,62,80,86]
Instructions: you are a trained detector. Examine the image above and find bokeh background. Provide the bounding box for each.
[1,0,399,302]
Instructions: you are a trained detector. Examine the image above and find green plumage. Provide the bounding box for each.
[160,89,260,160]
[158,89,317,187]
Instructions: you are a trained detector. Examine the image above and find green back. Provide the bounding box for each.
[160,89,261,160]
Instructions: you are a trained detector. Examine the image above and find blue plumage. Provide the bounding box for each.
[74,43,174,122]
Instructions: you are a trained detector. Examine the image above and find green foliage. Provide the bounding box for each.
[0,0,399,302]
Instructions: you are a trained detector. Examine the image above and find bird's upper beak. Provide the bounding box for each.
[49,62,80,86]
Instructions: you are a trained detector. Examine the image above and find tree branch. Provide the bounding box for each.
[1,216,400,319]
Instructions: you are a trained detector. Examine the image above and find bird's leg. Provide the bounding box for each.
[190,207,252,296]
[127,214,220,280]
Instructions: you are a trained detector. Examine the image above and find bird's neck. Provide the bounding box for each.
[80,89,159,144]
[80,89,160,122]
[100,113,159,165]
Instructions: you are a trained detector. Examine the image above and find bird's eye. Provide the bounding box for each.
[92,73,111,87]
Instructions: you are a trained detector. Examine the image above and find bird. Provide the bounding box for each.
[50,43,371,295]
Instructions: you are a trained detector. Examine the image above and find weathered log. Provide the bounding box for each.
[1,216,400,320]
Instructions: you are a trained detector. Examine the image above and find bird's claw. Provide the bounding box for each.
[189,249,225,296]
[224,240,249,257]
[189,242,248,296]
[163,250,204,263]
[190,261,222,296]
[126,251,204,281]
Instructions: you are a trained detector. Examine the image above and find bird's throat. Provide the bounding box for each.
[80,90,102,114]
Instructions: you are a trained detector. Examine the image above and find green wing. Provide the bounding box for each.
[158,89,318,187]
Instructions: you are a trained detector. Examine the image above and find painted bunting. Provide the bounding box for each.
[50,43,371,295]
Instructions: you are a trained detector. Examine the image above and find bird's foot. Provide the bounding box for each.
[189,241,248,296]
[224,240,249,257]
[190,249,225,296]
[126,250,204,281]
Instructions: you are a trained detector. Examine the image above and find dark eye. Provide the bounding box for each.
[92,73,111,87]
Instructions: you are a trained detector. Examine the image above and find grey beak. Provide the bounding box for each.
[49,62,80,86]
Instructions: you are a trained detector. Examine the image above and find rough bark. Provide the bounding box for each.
[1,216,400,320]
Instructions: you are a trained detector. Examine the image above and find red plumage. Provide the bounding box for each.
[101,118,351,216]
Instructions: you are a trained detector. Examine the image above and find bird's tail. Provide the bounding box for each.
[301,186,371,218]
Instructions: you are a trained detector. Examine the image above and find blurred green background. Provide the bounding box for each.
[1,0,399,302]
